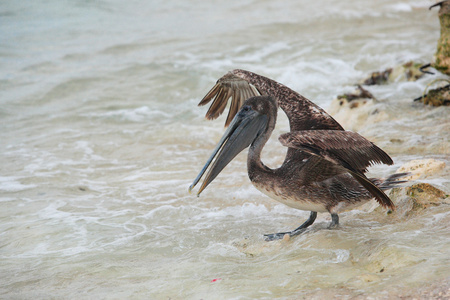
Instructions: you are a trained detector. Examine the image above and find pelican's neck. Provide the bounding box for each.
[247,119,275,182]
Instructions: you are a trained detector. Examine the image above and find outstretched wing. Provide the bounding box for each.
[197,69,343,131]
[279,130,395,209]
[198,72,261,127]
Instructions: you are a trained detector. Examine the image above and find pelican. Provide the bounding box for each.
[189,69,406,241]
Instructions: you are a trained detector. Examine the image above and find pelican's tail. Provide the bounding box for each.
[371,172,410,190]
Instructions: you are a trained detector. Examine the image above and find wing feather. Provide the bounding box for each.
[279,130,395,209]
[226,88,241,126]
[206,88,228,119]
[280,130,393,173]
[198,72,260,126]
[199,83,220,106]
[297,155,347,186]
[348,170,394,209]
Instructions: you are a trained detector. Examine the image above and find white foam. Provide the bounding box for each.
[387,3,413,12]
[84,106,171,122]
[0,176,36,192]
[234,42,291,63]
[192,203,269,221]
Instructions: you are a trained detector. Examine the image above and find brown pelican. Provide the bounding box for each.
[189,69,406,241]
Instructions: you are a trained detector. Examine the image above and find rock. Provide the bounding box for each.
[282,233,291,242]
[372,159,449,218]
[405,183,449,206]
[414,83,450,106]
[430,1,450,76]
[395,159,446,181]
[363,69,392,85]
[335,84,376,104]
[362,61,425,85]
[328,85,388,131]
[389,183,450,217]
[386,159,449,216]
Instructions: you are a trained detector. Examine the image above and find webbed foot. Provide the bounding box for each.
[264,211,317,241]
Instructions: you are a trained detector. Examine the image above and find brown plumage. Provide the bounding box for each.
[190,69,407,240]
[199,69,344,131]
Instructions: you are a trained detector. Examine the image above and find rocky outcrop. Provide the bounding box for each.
[431,1,450,75]
[381,159,449,217]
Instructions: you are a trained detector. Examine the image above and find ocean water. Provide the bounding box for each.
[1,0,449,298]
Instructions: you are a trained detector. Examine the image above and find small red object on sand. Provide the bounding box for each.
[210,278,222,283]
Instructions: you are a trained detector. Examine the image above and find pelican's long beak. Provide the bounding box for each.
[189,107,268,196]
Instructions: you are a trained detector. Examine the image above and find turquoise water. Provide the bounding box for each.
[1,0,449,298]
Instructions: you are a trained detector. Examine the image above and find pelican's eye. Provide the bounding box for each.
[242,105,251,112]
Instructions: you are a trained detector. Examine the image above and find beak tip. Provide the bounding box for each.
[197,184,206,197]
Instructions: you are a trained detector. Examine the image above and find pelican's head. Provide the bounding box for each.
[189,95,277,195]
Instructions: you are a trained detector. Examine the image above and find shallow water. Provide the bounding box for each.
[1,0,449,298]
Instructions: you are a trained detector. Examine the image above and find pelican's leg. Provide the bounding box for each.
[328,213,339,229]
[264,211,317,241]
